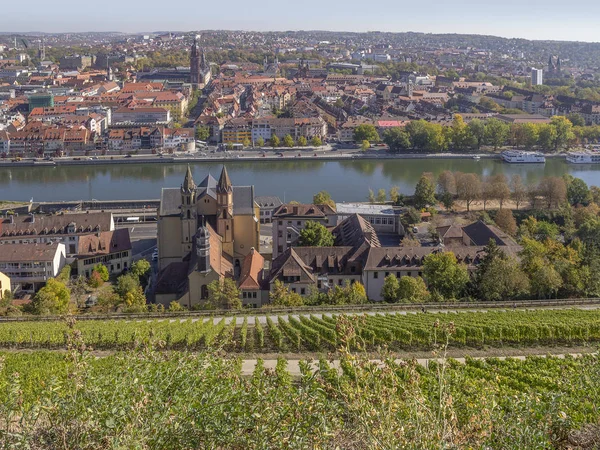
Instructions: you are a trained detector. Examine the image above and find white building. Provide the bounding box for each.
[0,242,66,292]
[531,68,543,86]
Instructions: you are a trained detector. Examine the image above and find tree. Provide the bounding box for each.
[437,171,456,196]
[484,118,509,151]
[226,142,234,151]
[195,126,210,141]
[376,189,387,204]
[551,116,575,151]
[360,140,370,151]
[242,138,251,148]
[270,280,304,306]
[381,274,400,303]
[468,118,486,150]
[168,301,185,312]
[510,174,527,210]
[538,177,567,209]
[389,186,403,206]
[270,134,280,148]
[298,221,334,247]
[422,252,469,299]
[311,136,322,147]
[565,176,591,206]
[494,209,517,235]
[382,127,411,152]
[397,276,429,303]
[451,114,475,151]
[537,124,557,150]
[87,271,103,288]
[297,136,307,147]
[283,134,294,148]
[207,278,242,309]
[456,172,482,211]
[528,258,563,298]
[256,137,265,147]
[567,113,586,127]
[478,257,529,300]
[115,273,141,299]
[368,189,376,203]
[327,281,367,305]
[489,174,511,208]
[413,174,436,209]
[33,278,70,315]
[93,263,109,282]
[123,286,147,312]
[130,259,151,279]
[313,191,335,208]
[353,124,379,143]
[405,207,421,225]
[440,192,454,211]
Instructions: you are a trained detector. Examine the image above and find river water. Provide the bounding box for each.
[1,158,600,203]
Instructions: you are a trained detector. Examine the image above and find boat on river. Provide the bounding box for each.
[501,150,546,163]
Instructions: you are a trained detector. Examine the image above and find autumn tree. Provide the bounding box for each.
[311,136,322,147]
[538,177,567,209]
[256,137,265,147]
[297,136,307,147]
[270,280,304,306]
[437,171,456,196]
[283,134,294,148]
[376,189,387,203]
[456,172,482,211]
[494,208,518,235]
[389,186,403,205]
[510,174,527,210]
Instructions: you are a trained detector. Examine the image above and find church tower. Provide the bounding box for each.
[181,165,197,254]
[195,224,211,273]
[216,166,234,257]
[190,37,201,89]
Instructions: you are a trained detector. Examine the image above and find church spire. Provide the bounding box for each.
[217,166,232,193]
[182,165,196,193]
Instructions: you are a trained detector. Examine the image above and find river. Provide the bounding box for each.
[1,158,599,203]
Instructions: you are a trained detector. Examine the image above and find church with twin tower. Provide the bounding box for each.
[155,166,261,307]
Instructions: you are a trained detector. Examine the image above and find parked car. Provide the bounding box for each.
[125,154,132,158]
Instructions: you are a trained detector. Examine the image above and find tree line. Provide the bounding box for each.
[353,115,597,153]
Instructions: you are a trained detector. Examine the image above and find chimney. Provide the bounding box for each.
[30,213,35,224]
[293,206,298,215]
[9,215,13,224]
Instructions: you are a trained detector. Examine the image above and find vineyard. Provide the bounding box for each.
[1,308,600,352]
[0,348,599,448]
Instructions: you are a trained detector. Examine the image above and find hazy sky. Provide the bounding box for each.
[2,0,600,42]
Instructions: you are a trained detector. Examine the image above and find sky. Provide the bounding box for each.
[2,0,600,43]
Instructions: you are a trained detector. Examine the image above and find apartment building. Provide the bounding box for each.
[251,117,327,143]
[0,242,66,292]
[76,229,132,277]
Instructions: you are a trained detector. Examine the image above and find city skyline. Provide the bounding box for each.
[1,0,600,43]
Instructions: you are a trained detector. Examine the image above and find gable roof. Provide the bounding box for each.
[238,248,265,290]
[77,228,131,257]
[462,221,505,246]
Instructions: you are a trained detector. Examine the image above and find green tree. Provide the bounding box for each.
[270,280,304,306]
[551,116,575,151]
[195,126,210,141]
[87,271,103,289]
[353,124,379,143]
[422,252,469,299]
[451,114,475,151]
[468,118,486,150]
[311,136,322,147]
[405,207,421,225]
[207,278,242,309]
[440,192,454,211]
[313,191,335,208]
[123,287,147,312]
[389,186,403,206]
[130,259,151,279]
[478,257,529,301]
[528,258,563,298]
[270,134,280,148]
[256,137,265,147]
[382,127,411,152]
[298,221,334,247]
[368,189,376,203]
[413,174,436,209]
[168,301,185,312]
[381,275,400,303]
[376,189,387,203]
[456,172,482,211]
[33,278,71,315]
[484,118,509,151]
[93,263,109,282]
[565,176,591,206]
[297,136,307,147]
[537,123,557,150]
[397,276,429,303]
[283,134,294,148]
[360,140,370,151]
[242,138,251,148]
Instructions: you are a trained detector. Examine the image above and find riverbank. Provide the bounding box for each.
[1,149,569,168]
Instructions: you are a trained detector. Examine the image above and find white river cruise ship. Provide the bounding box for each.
[566,151,600,164]
[501,150,546,163]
